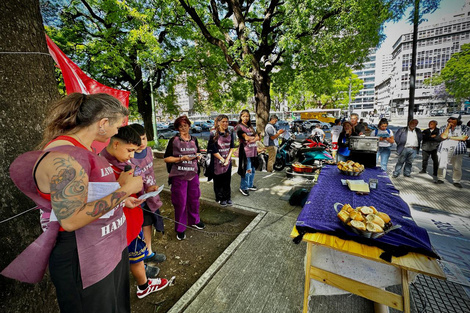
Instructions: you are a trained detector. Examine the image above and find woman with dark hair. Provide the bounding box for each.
[164,116,204,240]
[236,109,259,196]
[337,121,357,162]
[4,93,144,313]
[207,114,235,206]
[373,118,395,171]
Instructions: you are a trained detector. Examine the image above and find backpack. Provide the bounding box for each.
[374,128,391,136]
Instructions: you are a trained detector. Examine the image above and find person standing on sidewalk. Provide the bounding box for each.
[392,119,422,178]
[350,113,365,135]
[374,118,394,171]
[330,119,343,160]
[164,116,205,240]
[237,109,259,196]
[435,114,469,188]
[264,114,284,172]
[420,120,440,181]
[207,114,235,206]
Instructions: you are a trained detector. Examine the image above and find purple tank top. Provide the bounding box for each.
[238,124,257,158]
[2,146,127,289]
[214,132,232,175]
[130,147,162,212]
[169,136,198,181]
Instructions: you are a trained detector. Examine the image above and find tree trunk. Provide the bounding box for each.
[253,70,271,136]
[0,0,60,312]
[133,66,154,141]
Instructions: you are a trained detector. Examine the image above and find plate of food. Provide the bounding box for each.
[337,160,364,176]
[334,203,401,239]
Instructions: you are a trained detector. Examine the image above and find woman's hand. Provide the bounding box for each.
[125,197,144,209]
[117,170,143,194]
[223,158,230,166]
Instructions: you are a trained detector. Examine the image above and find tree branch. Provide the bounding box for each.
[178,0,245,77]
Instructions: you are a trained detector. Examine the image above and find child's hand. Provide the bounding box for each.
[146,185,159,193]
[125,197,144,208]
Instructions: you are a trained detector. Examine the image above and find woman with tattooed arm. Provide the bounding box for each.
[2,93,143,313]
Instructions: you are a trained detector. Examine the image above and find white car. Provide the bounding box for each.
[302,119,330,131]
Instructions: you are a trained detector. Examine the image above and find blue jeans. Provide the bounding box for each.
[393,147,417,176]
[377,147,391,171]
[240,157,256,190]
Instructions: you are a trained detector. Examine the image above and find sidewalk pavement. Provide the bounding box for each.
[152,150,469,313]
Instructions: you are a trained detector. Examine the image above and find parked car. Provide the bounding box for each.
[156,128,178,139]
[303,119,330,131]
[193,121,212,131]
[430,110,445,116]
[290,119,304,133]
[190,125,202,133]
[156,122,168,128]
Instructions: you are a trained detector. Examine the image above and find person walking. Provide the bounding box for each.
[435,114,469,188]
[420,120,440,181]
[207,114,235,206]
[392,119,422,178]
[236,109,259,196]
[164,116,205,240]
[264,114,284,172]
[373,118,394,171]
[3,93,144,313]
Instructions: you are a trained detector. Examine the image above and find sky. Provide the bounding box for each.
[377,0,468,56]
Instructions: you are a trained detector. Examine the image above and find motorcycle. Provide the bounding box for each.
[273,135,333,171]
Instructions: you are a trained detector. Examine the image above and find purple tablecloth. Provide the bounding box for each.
[294,165,439,261]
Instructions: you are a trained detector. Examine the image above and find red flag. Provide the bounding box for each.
[45,34,130,152]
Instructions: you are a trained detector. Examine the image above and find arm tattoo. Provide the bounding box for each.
[86,191,127,217]
[50,156,87,223]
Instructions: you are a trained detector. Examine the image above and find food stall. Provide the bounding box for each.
[291,164,445,313]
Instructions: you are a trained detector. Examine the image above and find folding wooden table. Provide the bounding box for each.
[291,227,446,313]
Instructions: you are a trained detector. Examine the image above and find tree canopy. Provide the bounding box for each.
[438,43,470,101]
[177,0,392,132]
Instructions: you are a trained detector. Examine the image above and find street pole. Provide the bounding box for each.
[408,0,420,123]
[149,77,157,141]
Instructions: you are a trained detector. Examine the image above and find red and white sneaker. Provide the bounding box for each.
[136,278,170,299]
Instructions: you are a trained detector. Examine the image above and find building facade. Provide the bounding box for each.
[350,49,377,118]
[386,5,470,117]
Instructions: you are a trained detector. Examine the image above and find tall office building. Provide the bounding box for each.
[387,3,470,116]
[350,49,377,118]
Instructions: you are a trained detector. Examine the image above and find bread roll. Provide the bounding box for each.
[351,220,366,231]
[369,206,378,214]
[366,222,384,233]
[359,206,374,215]
[341,204,354,213]
[372,215,385,228]
[349,210,365,222]
[377,212,391,224]
[337,210,351,224]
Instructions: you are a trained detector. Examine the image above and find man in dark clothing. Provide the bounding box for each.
[350,113,365,135]
[420,120,440,180]
[392,119,422,178]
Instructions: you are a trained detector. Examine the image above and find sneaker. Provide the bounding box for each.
[145,264,160,278]
[239,188,249,196]
[219,200,227,207]
[144,252,166,263]
[404,174,411,177]
[453,183,463,188]
[248,186,257,191]
[392,174,398,178]
[136,278,169,299]
[419,169,426,174]
[226,199,233,206]
[192,221,205,230]
[176,231,186,240]
[435,180,444,184]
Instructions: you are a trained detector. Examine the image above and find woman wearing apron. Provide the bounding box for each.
[207,114,235,206]
[164,116,204,240]
[236,110,260,196]
[3,93,143,313]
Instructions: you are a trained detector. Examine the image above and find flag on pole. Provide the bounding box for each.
[45,34,130,152]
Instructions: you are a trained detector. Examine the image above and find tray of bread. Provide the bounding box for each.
[337,160,365,176]
[334,203,400,239]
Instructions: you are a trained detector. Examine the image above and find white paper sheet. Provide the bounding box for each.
[138,184,164,200]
